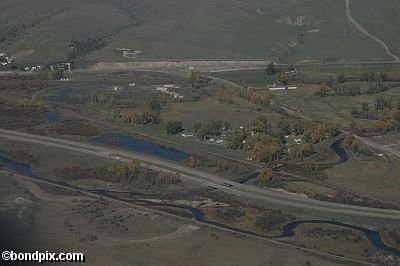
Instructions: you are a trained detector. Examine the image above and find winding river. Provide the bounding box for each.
[0,156,399,257]
[323,138,348,166]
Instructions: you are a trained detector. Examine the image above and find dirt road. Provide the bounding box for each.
[345,0,400,62]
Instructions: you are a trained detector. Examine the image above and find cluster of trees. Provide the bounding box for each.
[367,82,400,95]
[110,99,168,126]
[218,90,234,104]
[343,134,372,156]
[253,116,272,134]
[372,114,400,134]
[258,168,273,186]
[314,71,399,97]
[193,120,230,140]
[251,136,281,163]
[266,62,279,76]
[227,127,248,149]
[166,120,183,134]
[287,143,315,160]
[266,63,297,85]
[68,37,109,60]
[149,99,162,111]
[303,120,340,144]
[256,209,295,231]
[331,84,361,96]
[313,83,331,97]
[228,118,274,151]
[227,121,283,163]
[352,102,373,120]
[122,111,160,125]
[352,98,400,120]
[387,229,400,246]
[375,97,393,111]
[315,82,394,97]
[360,72,388,83]
[350,98,400,135]
[279,113,339,143]
[51,70,65,80]
[217,87,270,107]
[278,114,307,135]
[189,72,199,88]
[216,87,270,107]
[237,87,270,106]
[229,114,339,163]
[17,98,35,107]
[215,207,245,222]
[303,159,319,174]
[189,72,211,89]
[103,160,181,186]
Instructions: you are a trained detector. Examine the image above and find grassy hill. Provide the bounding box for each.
[0,0,397,65]
[351,0,400,59]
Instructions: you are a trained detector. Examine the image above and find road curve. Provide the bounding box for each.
[1,128,400,220]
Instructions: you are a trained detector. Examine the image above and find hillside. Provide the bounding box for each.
[351,0,400,61]
[0,0,397,65]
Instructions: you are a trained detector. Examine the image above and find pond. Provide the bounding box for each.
[94,132,189,161]
[44,112,59,124]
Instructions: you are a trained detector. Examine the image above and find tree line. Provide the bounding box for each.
[55,160,181,188]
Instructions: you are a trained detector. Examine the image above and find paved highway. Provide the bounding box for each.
[1,128,400,221]
[30,71,400,212]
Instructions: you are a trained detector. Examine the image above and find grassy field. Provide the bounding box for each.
[296,63,400,80]
[212,69,269,87]
[0,0,394,64]
[1,173,350,266]
[160,98,282,130]
[287,223,382,262]
[211,63,400,88]
[351,0,400,59]
[323,156,400,203]
[271,86,400,126]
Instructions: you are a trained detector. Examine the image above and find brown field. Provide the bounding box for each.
[0,173,353,266]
